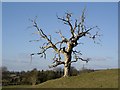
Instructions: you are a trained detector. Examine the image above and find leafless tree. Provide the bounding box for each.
[29,9,101,77]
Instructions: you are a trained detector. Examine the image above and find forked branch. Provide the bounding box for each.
[49,58,65,68]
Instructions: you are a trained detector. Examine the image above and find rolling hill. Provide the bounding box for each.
[34,69,118,88]
[3,69,118,88]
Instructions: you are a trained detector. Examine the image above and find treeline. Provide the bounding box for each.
[1,66,95,86]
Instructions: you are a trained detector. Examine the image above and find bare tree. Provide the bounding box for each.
[29,9,101,77]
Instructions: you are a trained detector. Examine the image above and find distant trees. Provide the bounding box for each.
[1,66,8,72]
[0,67,1,86]
[30,68,38,85]
[20,68,38,85]
[70,66,78,76]
[2,66,95,86]
[2,66,11,86]
[54,67,63,78]
[2,67,63,86]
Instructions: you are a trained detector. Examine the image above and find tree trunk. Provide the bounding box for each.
[63,53,71,77]
[64,63,71,77]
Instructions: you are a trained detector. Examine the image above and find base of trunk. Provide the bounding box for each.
[63,65,70,77]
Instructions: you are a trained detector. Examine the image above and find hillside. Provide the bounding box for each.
[34,69,118,88]
[3,69,118,88]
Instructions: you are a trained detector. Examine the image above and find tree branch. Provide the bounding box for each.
[69,57,90,65]
[72,50,82,55]
[30,19,62,54]
[57,13,75,37]
[56,30,68,42]
[70,49,90,64]
[49,58,65,68]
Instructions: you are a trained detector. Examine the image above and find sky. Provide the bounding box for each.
[1,0,119,2]
[2,2,118,71]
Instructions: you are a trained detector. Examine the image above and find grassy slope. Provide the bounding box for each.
[34,69,118,88]
[3,69,118,88]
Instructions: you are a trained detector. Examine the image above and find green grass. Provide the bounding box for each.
[3,69,118,88]
[2,85,32,88]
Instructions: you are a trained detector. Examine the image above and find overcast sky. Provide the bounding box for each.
[2,2,118,71]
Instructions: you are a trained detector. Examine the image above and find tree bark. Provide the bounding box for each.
[63,53,71,77]
[64,63,71,77]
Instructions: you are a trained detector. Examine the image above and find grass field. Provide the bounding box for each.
[2,69,118,88]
